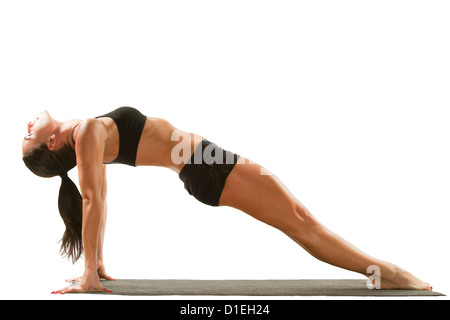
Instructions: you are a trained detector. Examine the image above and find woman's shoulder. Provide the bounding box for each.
[74,118,108,146]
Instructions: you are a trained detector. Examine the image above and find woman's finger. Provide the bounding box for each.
[52,285,113,295]
[65,276,82,283]
[60,286,84,294]
[52,286,71,294]
[100,274,116,281]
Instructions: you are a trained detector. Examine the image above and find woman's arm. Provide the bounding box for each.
[55,120,111,294]
[61,157,115,286]
[78,121,105,278]
[97,164,107,264]
[96,164,115,280]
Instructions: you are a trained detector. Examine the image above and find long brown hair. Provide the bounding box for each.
[22,143,83,263]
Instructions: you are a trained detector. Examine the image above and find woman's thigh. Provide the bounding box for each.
[219,158,317,233]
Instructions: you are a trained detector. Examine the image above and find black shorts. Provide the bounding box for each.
[179,139,240,207]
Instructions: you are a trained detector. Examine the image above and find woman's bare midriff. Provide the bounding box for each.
[134,117,203,173]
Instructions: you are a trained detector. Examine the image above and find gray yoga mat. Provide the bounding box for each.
[86,279,444,296]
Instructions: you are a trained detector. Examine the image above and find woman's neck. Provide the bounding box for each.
[55,119,82,150]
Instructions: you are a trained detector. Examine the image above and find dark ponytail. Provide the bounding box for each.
[23,143,83,263]
[58,174,83,263]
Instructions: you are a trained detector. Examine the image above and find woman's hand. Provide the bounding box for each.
[53,270,112,295]
[64,260,116,284]
[96,260,116,281]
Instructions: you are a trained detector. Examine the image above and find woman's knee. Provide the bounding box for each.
[279,203,322,241]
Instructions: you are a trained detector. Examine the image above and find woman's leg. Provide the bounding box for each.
[219,158,430,290]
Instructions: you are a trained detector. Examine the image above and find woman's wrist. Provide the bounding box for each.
[84,259,99,273]
[97,258,105,269]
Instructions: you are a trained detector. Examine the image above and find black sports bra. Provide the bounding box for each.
[72,107,147,167]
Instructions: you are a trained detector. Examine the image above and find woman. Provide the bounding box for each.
[22,107,431,294]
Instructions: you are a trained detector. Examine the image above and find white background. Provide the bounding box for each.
[0,1,449,299]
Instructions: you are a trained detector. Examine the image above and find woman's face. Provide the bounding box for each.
[22,110,54,154]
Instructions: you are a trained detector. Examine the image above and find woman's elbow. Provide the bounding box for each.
[82,193,102,207]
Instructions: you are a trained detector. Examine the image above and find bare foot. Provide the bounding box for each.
[382,265,431,290]
[368,263,431,290]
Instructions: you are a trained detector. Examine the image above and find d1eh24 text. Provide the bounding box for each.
[224,304,270,315]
